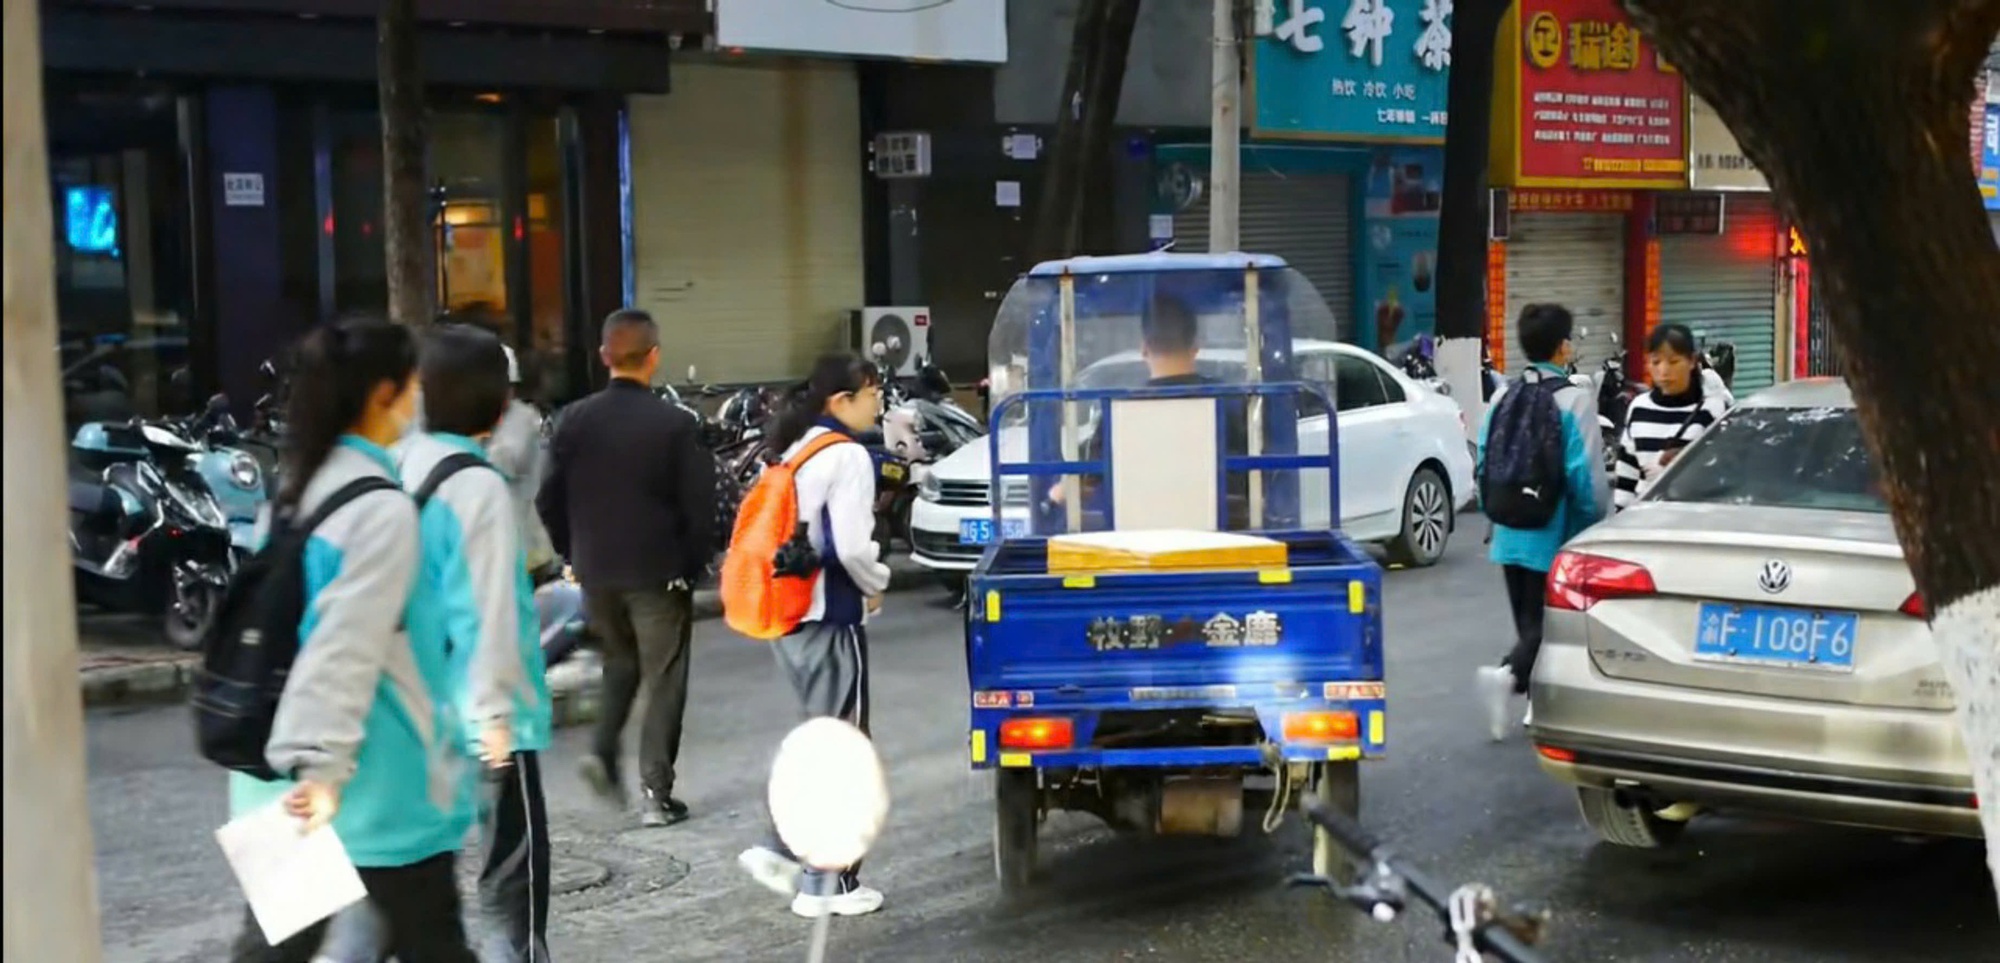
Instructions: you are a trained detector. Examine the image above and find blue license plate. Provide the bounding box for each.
[1693,603,1859,672]
[959,518,1028,545]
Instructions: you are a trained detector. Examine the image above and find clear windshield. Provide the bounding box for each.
[985,261,1342,417]
[1650,406,1887,513]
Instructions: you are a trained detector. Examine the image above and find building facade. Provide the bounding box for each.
[45,0,697,415]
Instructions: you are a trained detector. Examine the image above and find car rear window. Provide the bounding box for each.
[1650,405,1888,513]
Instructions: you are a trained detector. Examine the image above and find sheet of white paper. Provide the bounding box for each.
[995,180,1022,207]
[215,798,368,945]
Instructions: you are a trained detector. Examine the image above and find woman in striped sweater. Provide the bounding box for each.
[1613,323,1733,508]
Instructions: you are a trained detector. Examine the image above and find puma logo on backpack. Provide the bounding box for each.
[720,432,852,640]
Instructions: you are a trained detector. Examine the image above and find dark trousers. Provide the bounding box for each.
[1500,564,1548,694]
[765,621,871,893]
[586,584,694,798]
[229,852,475,963]
[478,751,553,963]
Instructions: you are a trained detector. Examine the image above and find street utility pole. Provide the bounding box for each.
[4,0,108,957]
[1208,0,1242,252]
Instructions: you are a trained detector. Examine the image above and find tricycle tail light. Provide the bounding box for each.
[998,717,1073,751]
[1281,710,1358,744]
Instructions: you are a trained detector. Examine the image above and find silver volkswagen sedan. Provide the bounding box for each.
[1528,378,1978,848]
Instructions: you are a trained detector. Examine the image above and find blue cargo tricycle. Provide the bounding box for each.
[966,253,1387,893]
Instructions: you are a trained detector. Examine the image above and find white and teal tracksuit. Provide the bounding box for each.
[228,435,473,870]
[399,431,552,758]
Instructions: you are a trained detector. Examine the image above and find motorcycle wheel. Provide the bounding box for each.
[163,579,222,651]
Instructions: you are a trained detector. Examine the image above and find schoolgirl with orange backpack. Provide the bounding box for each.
[721,352,894,919]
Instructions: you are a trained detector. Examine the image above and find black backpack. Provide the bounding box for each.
[192,476,401,780]
[1479,376,1570,530]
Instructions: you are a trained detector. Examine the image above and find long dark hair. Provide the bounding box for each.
[278,316,418,509]
[768,352,882,452]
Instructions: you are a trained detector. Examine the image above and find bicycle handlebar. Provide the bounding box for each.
[1298,798,1546,963]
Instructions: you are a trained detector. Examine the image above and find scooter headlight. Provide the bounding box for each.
[228,451,262,490]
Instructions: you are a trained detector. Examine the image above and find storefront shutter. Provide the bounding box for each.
[626,61,863,383]
[1174,170,1355,340]
[1659,194,1782,392]
[1501,212,1625,374]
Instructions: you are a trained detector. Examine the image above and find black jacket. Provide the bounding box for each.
[537,379,717,590]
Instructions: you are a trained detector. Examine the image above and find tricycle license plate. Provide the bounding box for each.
[959,518,1028,545]
[1693,603,1858,672]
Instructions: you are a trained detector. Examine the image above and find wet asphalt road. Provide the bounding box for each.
[87,532,1997,962]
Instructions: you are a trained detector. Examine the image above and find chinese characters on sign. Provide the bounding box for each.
[1688,95,1767,191]
[1980,104,1999,210]
[1254,0,1451,141]
[1086,613,1283,652]
[1654,194,1724,235]
[1497,0,1687,188]
[1506,189,1635,214]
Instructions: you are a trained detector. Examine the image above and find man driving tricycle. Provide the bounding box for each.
[966,253,1387,893]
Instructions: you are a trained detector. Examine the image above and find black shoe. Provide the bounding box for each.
[578,753,626,809]
[640,792,690,827]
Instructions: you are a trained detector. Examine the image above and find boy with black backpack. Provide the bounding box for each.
[1473,303,1609,742]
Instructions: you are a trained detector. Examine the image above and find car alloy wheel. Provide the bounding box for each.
[1386,467,1451,568]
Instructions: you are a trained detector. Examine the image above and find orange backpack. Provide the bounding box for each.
[721,432,852,640]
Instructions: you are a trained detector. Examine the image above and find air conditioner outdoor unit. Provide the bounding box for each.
[850,306,930,377]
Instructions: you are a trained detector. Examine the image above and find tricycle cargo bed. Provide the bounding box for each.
[967,530,1384,693]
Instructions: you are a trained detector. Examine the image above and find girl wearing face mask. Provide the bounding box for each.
[1611,323,1733,510]
[736,352,894,920]
[227,316,477,963]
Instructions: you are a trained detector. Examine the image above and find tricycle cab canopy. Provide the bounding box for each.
[984,253,1344,400]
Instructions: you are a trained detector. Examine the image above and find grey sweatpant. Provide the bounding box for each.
[767,621,871,893]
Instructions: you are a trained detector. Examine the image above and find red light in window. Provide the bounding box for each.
[322,214,334,235]
[513,216,524,242]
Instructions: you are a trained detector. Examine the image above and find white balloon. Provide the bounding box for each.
[768,718,890,871]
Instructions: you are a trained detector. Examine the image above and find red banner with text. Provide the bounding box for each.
[1492,0,1688,190]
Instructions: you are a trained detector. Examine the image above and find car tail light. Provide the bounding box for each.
[1281,710,1359,744]
[1546,551,1657,612]
[1899,591,1928,619]
[998,717,1073,751]
[1534,744,1576,764]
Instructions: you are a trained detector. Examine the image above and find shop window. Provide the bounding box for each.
[523,114,570,401]
[49,90,196,429]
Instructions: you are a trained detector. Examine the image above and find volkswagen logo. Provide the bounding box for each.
[1757,559,1793,595]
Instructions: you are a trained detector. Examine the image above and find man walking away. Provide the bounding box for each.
[538,309,716,826]
[1473,304,1609,741]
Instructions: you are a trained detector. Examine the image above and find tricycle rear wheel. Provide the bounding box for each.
[1309,760,1362,879]
[993,768,1039,895]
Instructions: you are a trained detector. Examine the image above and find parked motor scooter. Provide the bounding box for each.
[69,418,238,649]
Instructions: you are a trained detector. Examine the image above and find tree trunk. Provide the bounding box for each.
[379,0,432,326]
[1624,0,2000,903]
[1432,0,1512,430]
[1031,0,1143,263]
[4,0,106,958]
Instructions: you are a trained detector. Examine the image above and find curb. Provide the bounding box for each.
[80,558,943,711]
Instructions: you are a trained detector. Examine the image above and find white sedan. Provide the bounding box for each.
[909,341,1476,580]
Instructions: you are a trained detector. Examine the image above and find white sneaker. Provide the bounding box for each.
[1476,665,1513,743]
[1523,702,1534,728]
[737,846,801,897]
[791,885,884,918]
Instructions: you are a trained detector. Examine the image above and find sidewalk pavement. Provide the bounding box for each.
[80,556,943,712]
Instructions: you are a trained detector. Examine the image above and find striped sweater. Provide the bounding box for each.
[1612,385,1731,508]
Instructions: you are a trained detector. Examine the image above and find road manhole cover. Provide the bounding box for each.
[552,856,609,895]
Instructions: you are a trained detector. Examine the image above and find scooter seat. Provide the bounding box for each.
[68,469,121,518]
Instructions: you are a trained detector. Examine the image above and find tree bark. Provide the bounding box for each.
[1432,0,1513,432]
[379,0,432,326]
[1623,0,2000,903]
[1031,0,1143,263]
[4,0,106,958]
